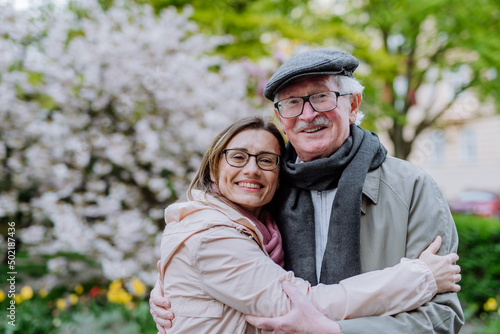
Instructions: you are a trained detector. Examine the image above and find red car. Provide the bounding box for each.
[449,190,500,218]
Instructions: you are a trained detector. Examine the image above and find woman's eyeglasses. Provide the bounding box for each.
[222,149,280,171]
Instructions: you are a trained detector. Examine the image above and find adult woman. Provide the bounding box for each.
[158,116,460,333]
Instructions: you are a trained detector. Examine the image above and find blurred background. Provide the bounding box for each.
[0,0,499,333]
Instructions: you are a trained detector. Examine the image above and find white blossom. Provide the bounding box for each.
[0,0,260,286]
[20,225,46,244]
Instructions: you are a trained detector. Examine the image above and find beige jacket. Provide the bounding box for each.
[160,190,438,334]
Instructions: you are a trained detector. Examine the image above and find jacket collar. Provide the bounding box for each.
[165,190,265,248]
[361,166,381,214]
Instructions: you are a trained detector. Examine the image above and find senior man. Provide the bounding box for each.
[150,48,464,333]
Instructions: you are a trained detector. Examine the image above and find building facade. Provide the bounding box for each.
[407,114,500,201]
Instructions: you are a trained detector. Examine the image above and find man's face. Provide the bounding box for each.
[275,76,360,162]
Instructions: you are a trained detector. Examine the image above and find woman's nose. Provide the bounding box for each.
[242,157,261,174]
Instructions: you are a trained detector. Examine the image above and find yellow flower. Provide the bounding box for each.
[0,290,5,303]
[107,279,135,304]
[56,298,67,311]
[107,288,133,304]
[74,284,84,295]
[20,286,34,301]
[130,278,146,297]
[109,280,123,291]
[69,293,78,305]
[484,298,498,312]
[14,294,23,304]
[39,288,48,298]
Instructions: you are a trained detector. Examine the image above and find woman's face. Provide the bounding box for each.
[214,129,281,217]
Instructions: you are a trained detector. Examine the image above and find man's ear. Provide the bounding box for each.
[348,93,362,124]
[274,109,285,135]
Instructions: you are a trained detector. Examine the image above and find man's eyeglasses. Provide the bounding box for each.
[222,149,280,171]
[274,91,352,119]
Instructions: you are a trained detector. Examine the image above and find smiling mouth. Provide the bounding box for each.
[302,126,325,133]
[237,182,263,189]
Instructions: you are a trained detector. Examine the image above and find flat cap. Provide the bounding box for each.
[264,49,359,101]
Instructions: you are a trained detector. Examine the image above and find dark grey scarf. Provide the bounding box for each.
[271,124,387,285]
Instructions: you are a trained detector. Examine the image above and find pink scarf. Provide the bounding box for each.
[210,184,285,268]
[253,210,285,268]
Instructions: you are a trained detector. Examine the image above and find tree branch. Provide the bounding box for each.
[414,82,473,138]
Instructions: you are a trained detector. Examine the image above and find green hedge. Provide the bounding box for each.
[455,214,500,318]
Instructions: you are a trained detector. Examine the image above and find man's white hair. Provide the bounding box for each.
[329,75,365,125]
[274,74,366,125]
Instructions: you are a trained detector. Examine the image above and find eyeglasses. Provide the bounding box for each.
[222,149,280,171]
[274,91,352,118]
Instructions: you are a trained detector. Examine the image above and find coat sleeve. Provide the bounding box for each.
[194,227,437,320]
[338,170,464,333]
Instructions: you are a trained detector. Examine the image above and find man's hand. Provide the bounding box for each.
[245,281,342,334]
[149,260,175,333]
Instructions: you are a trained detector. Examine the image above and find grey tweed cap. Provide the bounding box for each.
[263,49,359,101]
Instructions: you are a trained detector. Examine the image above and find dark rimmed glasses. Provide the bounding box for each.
[222,149,280,171]
[274,91,352,118]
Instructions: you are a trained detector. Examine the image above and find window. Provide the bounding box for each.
[460,129,476,163]
[430,131,445,164]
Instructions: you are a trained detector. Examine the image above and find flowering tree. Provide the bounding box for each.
[0,0,256,288]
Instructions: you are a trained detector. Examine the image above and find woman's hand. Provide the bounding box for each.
[149,260,175,333]
[419,236,461,293]
[245,281,342,334]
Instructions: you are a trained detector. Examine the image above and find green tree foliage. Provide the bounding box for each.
[352,0,500,158]
[144,0,499,159]
[142,0,355,59]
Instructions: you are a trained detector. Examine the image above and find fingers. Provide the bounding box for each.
[153,308,175,321]
[426,236,442,255]
[156,322,169,334]
[445,253,459,263]
[244,315,258,326]
[452,266,462,292]
[281,281,305,304]
[151,296,171,308]
[245,315,273,330]
[448,271,462,292]
[149,292,174,329]
[151,306,174,328]
[155,317,173,328]
[150,291,171,308]
[454,272,462,291]
[435,262,462,293]
[448,274,462,293]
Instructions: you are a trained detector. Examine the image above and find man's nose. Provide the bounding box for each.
[299,101,319,122]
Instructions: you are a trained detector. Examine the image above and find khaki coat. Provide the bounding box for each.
[337,156,464,333]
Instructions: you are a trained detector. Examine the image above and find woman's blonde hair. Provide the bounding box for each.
[187,116,286,201]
